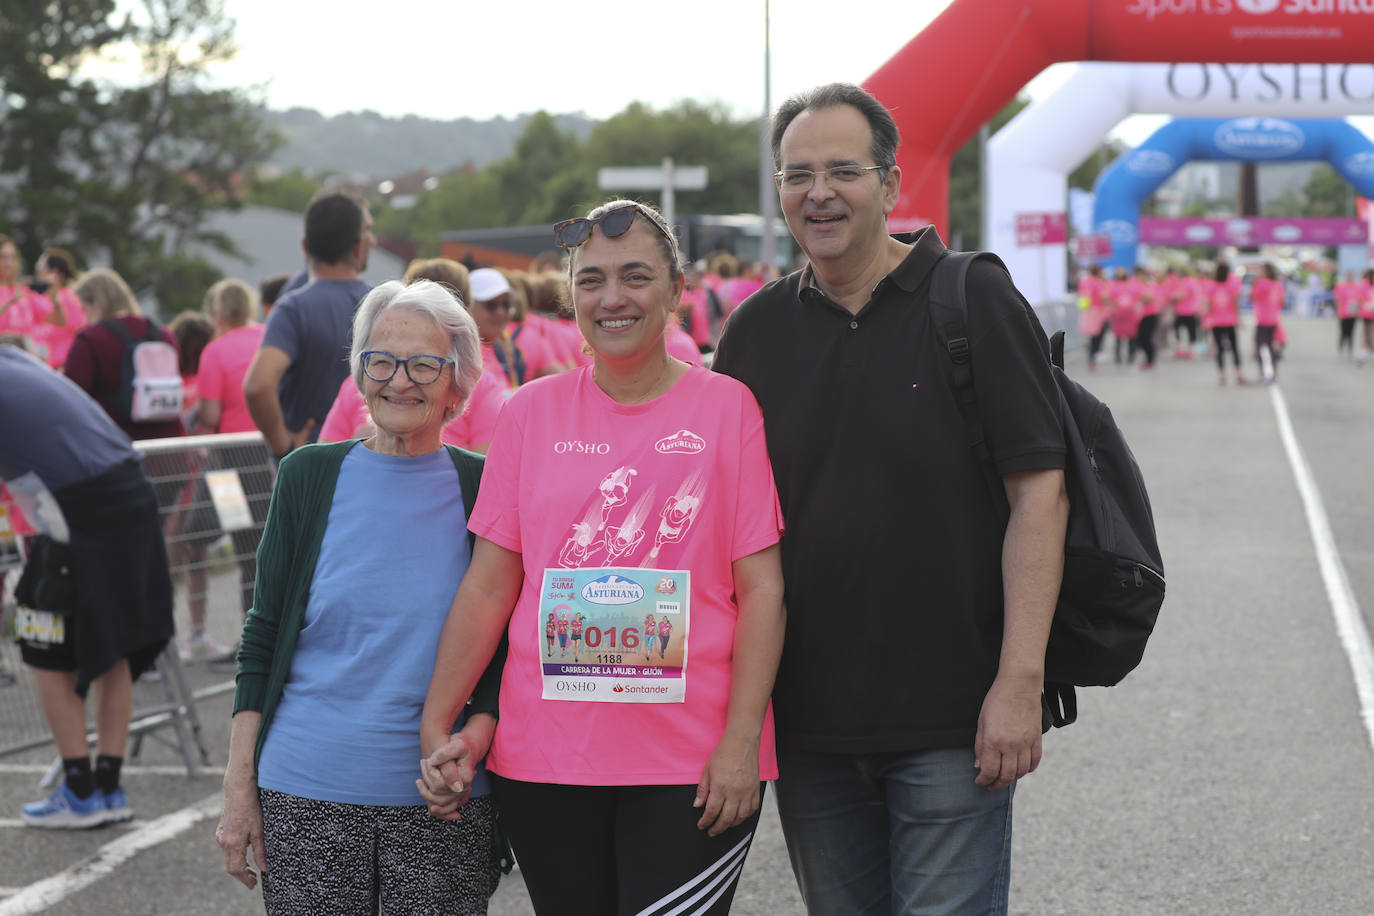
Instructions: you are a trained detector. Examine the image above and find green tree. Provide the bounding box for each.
[245,167,320,213]
[947,97,1028,250]
[1300,165,1352,217]
[577,101,759,220]
[0,0,126,266]
[0,0,279,311]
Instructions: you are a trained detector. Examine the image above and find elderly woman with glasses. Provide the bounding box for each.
[216,279,506,914]
[419,200,786,915]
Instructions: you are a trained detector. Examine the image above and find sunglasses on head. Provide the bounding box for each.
[553,204,669,251]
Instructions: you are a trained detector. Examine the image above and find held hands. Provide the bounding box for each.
[694,731,761,837]
[973,673,1044,791]
[417,715,496,821]
[216,777,267,890]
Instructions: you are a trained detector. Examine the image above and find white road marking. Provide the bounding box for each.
[0,793,222,915]
[1271,385,1374,755]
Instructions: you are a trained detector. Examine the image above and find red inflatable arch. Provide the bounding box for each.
[863,0,1374,233]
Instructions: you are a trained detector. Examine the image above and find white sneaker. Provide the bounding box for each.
[180,631,231,662]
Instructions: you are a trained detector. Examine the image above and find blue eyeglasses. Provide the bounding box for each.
[359,350,451,385]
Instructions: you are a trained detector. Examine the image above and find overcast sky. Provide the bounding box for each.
[198,0,964,121]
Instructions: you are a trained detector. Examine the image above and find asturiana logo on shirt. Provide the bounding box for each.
[581,574,645,605]
[655,429,706,455]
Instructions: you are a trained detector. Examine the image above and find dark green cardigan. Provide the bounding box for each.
[231,439,505,768]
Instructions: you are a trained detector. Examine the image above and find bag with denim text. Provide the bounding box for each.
[928,248,1166,729]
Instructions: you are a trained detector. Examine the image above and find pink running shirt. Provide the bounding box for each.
[1250,278,1284,327]
[1334,281,1365,320]
[1209,280,1239,328]
[27,288,86,368]
[195,323,266,434]
[470,365,783,787]
[665,322,700,365]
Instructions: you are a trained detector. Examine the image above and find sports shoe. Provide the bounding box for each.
[102,787,134,824]
[180,631,231,663]
[21,782,108,829]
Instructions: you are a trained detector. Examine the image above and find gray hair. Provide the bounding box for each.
[770,82,899,176]
[349,279,483,419]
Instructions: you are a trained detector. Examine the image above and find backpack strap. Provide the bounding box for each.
[928,251,988,465]
[930,250,1073,731]
[99,316,164,344]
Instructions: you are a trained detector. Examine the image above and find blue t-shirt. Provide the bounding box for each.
[260,278,371,442]
[257,444,484,805]
[0,345,136,490]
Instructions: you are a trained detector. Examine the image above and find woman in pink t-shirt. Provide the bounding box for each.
[1133,267,1162,370]
[1207,262,1247,386]
[1250,263,1285,383]
[27,248,86,368]
[1170,267,1202,360]
[1076,265,1109,370]
[1362,269,1374,362]
[420,199,785,915]
[0,235,54,347]
[1333,271,1364,359]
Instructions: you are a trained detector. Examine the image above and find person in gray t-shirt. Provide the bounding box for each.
[243,192,374,459]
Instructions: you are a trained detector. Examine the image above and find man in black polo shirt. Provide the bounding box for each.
[712,83,1069,915]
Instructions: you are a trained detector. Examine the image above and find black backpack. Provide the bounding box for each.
[929,249,1166,729]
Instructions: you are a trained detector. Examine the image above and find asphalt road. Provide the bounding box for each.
[2,317,1372,915]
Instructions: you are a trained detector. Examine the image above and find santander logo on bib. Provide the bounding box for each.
[1236,0,1280,11]
[655,429,706,455]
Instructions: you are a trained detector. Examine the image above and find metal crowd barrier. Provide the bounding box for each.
[0,432,275,781]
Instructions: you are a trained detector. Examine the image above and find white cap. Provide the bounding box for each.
[470,268,511,302]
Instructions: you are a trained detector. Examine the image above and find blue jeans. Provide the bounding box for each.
[775,746,1014,916]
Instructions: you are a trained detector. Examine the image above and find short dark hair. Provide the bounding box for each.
[41,248,76,281]
[259,273,290,306]
[770,82,899,174]
[304,191,366,265]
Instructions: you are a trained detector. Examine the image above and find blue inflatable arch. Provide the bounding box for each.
[1092,117,1374,268]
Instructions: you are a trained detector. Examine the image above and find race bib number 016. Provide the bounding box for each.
[539,567,689,703]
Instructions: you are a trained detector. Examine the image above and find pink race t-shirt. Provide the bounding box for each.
[551,318,591,367]
[533,312,580,366]
[0,286,53,339]
[27,288,86,368]
[1250,277,1284,327]
[509,321,557,377]
[665,323,700,365]
[1361,283,1374,320]
[1173,278,1202,317]
[319,376,370,443]
[197,323,266,433]
[442,367,505,451]
[471,365,783,787]
[679,287,713,348]
[1209,280,1239,327]
[1334,281,1366,320]
[1138,281,1162,317]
